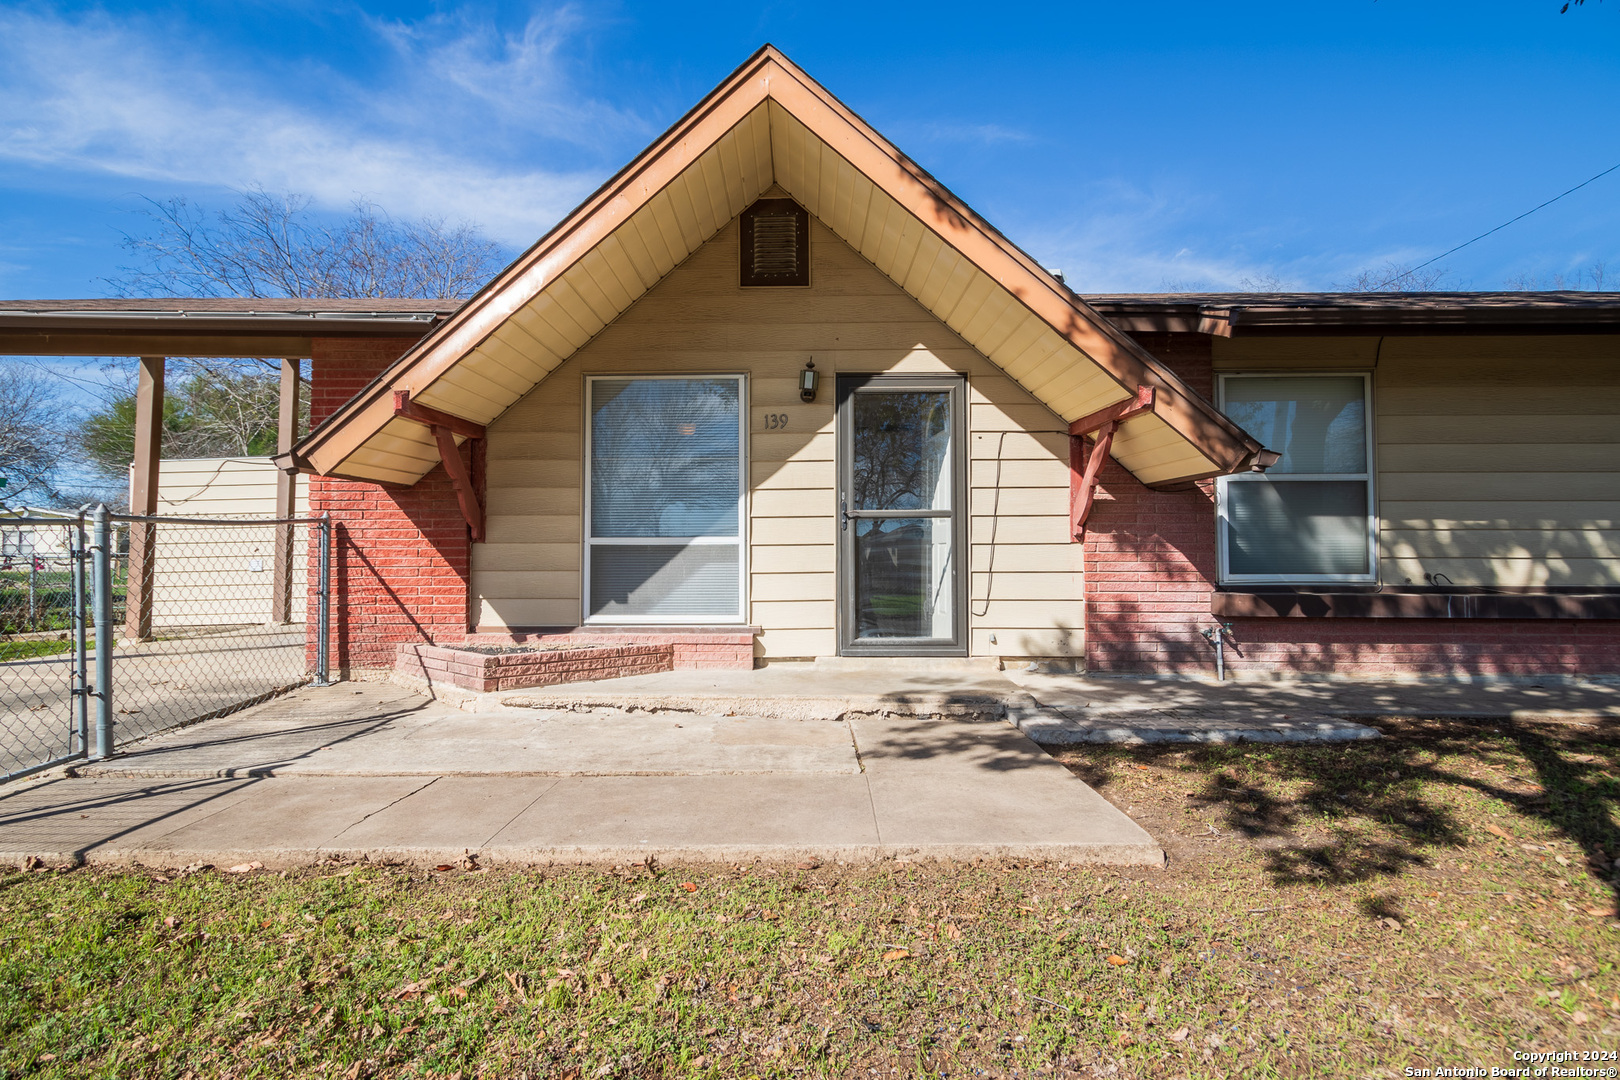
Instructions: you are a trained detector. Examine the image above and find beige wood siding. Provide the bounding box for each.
[477,212,1082,658]
[1215,335,1620,587]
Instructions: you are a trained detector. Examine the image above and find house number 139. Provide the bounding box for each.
[762,413,789,429]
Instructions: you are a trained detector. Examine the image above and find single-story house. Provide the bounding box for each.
[0,507,81,564]
[273,45,1618,680]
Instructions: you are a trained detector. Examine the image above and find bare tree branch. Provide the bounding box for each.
[1335,262,1452,292]
[108,187,507,299]
[0,361,72,506]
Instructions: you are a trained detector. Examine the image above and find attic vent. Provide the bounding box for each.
[740,198,809,286]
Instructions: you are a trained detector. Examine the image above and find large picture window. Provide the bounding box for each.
[1217,373,1375,584]
[585,376,746,622]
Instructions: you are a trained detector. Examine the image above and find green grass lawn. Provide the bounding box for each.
[1,716,1616,1079]
[0,638,87,662]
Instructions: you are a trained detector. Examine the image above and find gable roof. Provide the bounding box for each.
[288,45,1266,488]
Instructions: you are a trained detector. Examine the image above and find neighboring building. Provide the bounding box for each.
[146,457,309,627]
[0,507,79,564]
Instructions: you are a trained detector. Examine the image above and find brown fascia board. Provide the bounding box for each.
[1086,293,1620,336]
[294,45,1263,478]
[0,310,444,358]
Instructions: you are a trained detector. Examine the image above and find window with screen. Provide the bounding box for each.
[585,376,746,622]
[1217,373,1375,583]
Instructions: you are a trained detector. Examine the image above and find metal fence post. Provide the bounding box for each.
[71,518,89,757]
[315,513,332,686]
[91,505,115,759]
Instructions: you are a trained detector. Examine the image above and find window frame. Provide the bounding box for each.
[1215,371,1377,586]
[582,373,749,625]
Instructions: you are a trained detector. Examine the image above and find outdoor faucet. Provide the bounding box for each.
[1200,622,1235,682]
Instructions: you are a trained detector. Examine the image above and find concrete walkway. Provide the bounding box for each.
[0,684,1163,868]
[1003,669,1620,743]
[6,665,1616,870]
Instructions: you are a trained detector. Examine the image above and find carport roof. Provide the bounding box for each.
[0,298,459,357]
[286,45,1267,489]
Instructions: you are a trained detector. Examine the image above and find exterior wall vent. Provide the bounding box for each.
[740,198,809,286]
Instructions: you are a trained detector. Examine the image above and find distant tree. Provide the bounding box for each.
[0,361,70,506]
[1156,278,1216,293]
[79,361,307,483]
[110,187,507,300]
[1502,260,1608,291]
[1336,262,1452,292]
[1237,273,1296,292]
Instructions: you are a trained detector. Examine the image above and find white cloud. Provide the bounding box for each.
[0,6,635,245]
[1015,177,1453,292]
[910,121,1034,146]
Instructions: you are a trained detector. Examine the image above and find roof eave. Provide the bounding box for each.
[293,46,1265,484]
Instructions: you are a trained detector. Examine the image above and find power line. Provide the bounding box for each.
[1389,158,1620,286]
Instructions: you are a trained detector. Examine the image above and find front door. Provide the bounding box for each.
[836,375,966,656]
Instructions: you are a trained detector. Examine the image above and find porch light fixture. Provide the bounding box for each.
[800,359,818,402]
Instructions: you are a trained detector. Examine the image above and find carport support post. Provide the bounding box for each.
[92,505,114,760]
[271,358,301,624]
[123,355,164,641]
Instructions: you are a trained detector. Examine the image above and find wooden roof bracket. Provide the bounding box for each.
[1069,385,1155,541]
[393,391,487,542]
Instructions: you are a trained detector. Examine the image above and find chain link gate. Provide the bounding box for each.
[0,517,90,782]
[1,508,332,782]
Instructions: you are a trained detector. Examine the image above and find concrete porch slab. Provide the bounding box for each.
[1,682,1163,868]
[75,685,861,778]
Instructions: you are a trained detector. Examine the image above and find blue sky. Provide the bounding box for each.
[2,0,1619,299]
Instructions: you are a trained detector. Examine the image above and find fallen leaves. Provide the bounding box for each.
[387,981,428,1001]
[679,882,698,893]
[225,861,263,874]
[1106,955,1129,966]
[882,948,911,962]
[1484,824,1514,841]
[1586,904,1619,918]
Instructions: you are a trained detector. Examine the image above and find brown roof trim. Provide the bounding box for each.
[757,68,1262,474]
[1086,292,1620,336]
[0,299,457,357]
[0,297,462,314]
[294,46,1263,479]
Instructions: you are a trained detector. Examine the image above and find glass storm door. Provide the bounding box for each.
[836,375,966,656]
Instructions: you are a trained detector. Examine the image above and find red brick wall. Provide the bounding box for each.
[306,338,471,671]
[1083,333,1620,678]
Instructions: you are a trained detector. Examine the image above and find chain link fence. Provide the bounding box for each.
[1,509,331,782]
